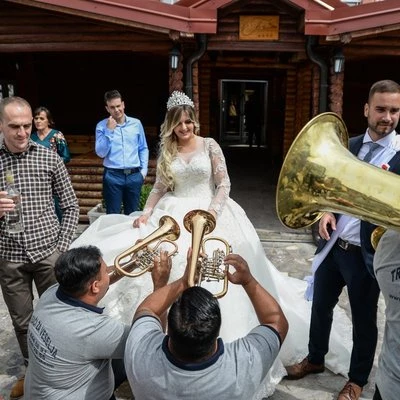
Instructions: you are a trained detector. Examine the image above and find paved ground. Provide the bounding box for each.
[0,146,385,399]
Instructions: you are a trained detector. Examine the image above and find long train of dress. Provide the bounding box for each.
[71,207,351,398]
[71,138,351,398]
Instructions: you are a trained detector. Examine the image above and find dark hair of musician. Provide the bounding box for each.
[167,286,221,361]
[54,246,103,297]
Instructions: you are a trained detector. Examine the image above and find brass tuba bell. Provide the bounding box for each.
[114,215,180,278]
[183,209,231,298]
[276,112,400,237]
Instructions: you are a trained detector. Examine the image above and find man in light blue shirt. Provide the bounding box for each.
[96,90,149,214]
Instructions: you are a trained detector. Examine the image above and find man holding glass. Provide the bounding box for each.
[0,96,79,399]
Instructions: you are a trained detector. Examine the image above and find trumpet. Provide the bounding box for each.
[113,215,180,278]
[183,209,231,298]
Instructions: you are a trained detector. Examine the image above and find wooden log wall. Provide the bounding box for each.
[67,157,103,223]
[282,66,312,156]
[283,69,297,156]
[67,157,157,224]
[295,65,313,135]
[0,2,171,53]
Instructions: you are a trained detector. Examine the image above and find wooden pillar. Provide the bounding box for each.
[329,68,344,116]
[311,64,320,117]
[192,61,200,119]
[169,56,184,93]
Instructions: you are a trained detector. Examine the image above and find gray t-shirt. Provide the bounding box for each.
[25,284,130,400]
[125,315,280,400]
[374,229,400,400]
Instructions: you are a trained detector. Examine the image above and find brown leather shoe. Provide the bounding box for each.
[285,357,325,380]
[10,377,24,399]
[337,381,362,400]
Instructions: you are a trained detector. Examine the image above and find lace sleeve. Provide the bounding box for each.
[142,173,169,216]
[206,138,231,216]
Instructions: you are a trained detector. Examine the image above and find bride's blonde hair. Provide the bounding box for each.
[157,105,200,190]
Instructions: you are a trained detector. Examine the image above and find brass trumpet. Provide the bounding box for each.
[276,112,400,246]
[114,215,180,278]
[183,209,231,298]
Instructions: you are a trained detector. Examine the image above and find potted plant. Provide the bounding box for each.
[87,183,153,224]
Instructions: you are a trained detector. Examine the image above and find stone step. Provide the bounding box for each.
[256,228,314,243]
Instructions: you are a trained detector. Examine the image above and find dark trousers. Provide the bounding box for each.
[248,126,261,147]
[0,251,59,361]
[373,385,382,400]
[103,169,144,215]
[109,359,127,400]
[308,243,380,387]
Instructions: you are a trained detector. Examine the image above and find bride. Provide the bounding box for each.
[71,91,351,398]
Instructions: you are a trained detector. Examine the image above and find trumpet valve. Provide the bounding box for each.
[200,249,227,282]
[135,248,157,272]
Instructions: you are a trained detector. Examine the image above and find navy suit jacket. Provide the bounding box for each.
[316,133,400,277]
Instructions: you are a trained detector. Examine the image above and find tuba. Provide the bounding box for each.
[183,209,231,298]
[276,112,400,240]
[113,215,180,278]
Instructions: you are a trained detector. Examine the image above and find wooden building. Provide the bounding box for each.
[1,0,400,221]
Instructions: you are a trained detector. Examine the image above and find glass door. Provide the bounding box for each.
[0,81,15,100]
[219,80,268,147]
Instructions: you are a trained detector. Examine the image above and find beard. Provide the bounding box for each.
[368,122,393,138]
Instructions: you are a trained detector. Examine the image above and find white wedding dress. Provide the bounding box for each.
[71,137,351,398]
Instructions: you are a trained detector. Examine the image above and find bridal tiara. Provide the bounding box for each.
[166,91,194,111]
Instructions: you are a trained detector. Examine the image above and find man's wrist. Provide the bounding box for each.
[180,277,190,292]
[153,280,168,291]
[242,275,257,290]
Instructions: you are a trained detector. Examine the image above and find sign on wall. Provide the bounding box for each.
[239,16,279,41]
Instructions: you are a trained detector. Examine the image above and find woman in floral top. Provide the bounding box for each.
[32,106,71,163]
[32,107,71,221]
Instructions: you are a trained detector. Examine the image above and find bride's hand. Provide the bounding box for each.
[208,210,217,220]
[133,215,149,228]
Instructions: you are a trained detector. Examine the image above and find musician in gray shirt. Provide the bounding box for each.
[124,252,288,400]
[25,246,171,400]
[373,229,400,400]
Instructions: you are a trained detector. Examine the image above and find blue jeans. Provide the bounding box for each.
[103,168,144,215]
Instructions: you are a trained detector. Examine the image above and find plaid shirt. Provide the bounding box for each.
[0,140,79,263]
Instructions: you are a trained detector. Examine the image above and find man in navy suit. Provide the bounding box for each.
[285,80,400,400]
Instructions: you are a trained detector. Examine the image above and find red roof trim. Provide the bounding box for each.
[5,0,220,33]
[176,0,233,8]
[5,0,400,38]
[304,0,400,36]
